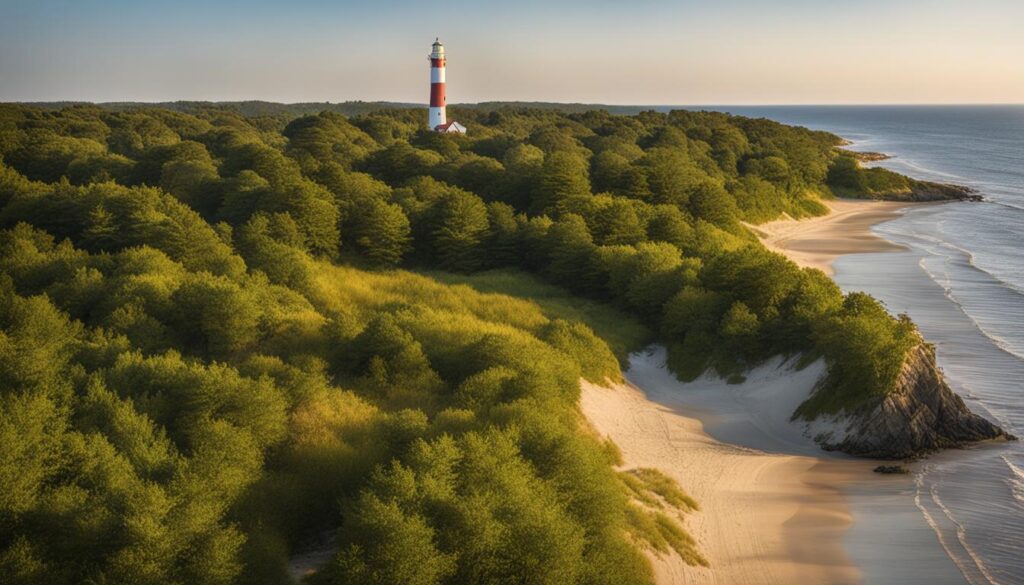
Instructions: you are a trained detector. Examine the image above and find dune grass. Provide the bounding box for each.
[619,467,706,566]
[630,468,700,512]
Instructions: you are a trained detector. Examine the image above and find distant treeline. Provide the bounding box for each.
[16,100,662,118]
[15,100,424,118]
[0,102,917,584]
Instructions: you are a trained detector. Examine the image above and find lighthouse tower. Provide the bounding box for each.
[427,39,466,133]
[428,39,447,129]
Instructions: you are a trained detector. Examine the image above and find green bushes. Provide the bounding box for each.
[799,294,920,416]
[827,154,912,197]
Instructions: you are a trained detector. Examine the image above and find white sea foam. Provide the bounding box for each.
[990,199,1024,213]
[915,248,1024,364]
[881,221,1024,366]
[932,482,1003,585]
[1004,456,1024,508]
[882,157,969,181]
[915,467,1002,585]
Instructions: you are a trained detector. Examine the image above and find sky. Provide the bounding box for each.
[1,0,1022,105]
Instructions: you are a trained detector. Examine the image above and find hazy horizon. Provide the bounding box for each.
[2,0,1023,105]
[8,100,1024,107]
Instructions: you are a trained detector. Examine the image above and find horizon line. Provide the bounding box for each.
[6,100,1024,108]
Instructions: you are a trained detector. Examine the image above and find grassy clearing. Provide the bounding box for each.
[426,268,653,366]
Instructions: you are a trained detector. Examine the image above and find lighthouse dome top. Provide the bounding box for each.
[431,38,445,57]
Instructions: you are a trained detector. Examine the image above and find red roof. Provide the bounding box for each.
[434,120,466,133]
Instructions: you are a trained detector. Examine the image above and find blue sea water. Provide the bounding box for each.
[699,105,1024,585]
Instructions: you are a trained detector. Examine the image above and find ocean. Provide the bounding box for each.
[699,105,1024,585]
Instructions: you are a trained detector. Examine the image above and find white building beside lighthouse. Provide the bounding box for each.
[428,38,466,133]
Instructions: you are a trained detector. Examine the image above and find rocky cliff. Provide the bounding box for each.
[809,343,1014,459]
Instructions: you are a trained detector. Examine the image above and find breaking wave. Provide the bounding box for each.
[914,467,1002,585]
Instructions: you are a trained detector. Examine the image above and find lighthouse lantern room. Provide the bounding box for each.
[428,39,466,133]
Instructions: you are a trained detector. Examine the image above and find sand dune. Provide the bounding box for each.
[581,359,876,585]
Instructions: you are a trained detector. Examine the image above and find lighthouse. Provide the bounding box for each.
[428,38,466,133]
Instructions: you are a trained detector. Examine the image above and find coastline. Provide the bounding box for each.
[579,195,973,585]
[748,198,921,276]
[582,347,969,585]
[581,363,867,585]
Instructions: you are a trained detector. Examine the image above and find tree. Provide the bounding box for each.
[720,301,761,355]
[235,214,316,290]
[482,202,522,268]
[429,191,489,272]
[448,155,504,200]
[350,198,411,267]
[170,275,263,358]
[361,142,443,184]
[323,493,454,585]
[158,142,219,213]
[687,180,738,226]
[826,155,867,192]
[646,205,694,250]
[661,286,727,340]
[6,129,107,183]
[640,148,700,206]
[533,151,591,214]
[545,214,598,291]
[501,143,544,210]
[591,197,645,246]
[590,150,630,194]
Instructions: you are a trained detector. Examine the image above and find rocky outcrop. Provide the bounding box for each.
[810,344,1014,459]
[866,179,983,202]
[906,180,983,202]
[836,148,892,162]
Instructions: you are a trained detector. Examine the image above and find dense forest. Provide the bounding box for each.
[0,102,921,584]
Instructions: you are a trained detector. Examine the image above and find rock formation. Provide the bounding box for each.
[809,343,1014,459]
[905,180,984,202]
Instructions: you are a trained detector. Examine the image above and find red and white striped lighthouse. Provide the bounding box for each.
[426,38,466,133]
[428,38,447,130]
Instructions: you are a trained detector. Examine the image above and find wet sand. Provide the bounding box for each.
[748,199,914,275]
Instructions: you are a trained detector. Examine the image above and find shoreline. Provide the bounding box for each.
[584,194,976,585]
[582,346,969,585]
[748,198,923,276]
[581,367,869,585]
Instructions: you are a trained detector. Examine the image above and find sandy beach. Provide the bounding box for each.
[748,199,915,275]
[582,346,967,585]
[582,375,869,585]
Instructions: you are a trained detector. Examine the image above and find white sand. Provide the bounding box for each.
[581,348,879,585]
[749,199,914,275]
[625,348,829,456]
